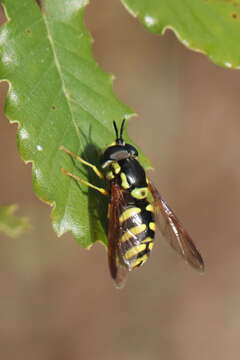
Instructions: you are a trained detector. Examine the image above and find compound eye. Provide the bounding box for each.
[101,145,130,167]
[132,148,138,157]
[114,149,129,161]
[125,144,138,157]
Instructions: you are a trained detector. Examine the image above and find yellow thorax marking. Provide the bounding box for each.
[125,244,147,260]
[120,172,130,189]
[131,187,148,200]
[120,224,146,242]
[149,222,156,231]
[106,171,114,180]
[146,204,154,212]
[132,254,148,268]
[119,207,141,223]
[112,162,121,174]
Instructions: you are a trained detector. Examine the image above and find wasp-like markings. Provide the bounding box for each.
[60,120,204,288]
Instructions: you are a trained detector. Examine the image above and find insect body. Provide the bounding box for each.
[60,120,204,288]
[102,121,155,278]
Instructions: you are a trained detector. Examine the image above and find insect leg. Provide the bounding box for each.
[59,146,104,179]
[61,168,108,196]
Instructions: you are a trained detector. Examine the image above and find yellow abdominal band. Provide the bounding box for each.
[119,207,141,223]
[120,224,146,242]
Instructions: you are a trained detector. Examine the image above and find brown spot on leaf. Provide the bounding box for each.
[35,0,43,10]
[0,4,7,26]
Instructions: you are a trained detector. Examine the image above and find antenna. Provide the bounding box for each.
[113,119,126,144]
[120,119,125,140]
[113,121,119,140]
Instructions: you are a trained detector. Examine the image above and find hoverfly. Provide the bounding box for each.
[60,120,204,288]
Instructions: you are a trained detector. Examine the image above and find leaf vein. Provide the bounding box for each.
[42,16,81,142]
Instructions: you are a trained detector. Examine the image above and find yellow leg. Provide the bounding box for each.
[59,145,104,179]
[61,168,108,196]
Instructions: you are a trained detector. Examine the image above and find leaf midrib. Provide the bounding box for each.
[42,14,87,232]
[43,14,81,141]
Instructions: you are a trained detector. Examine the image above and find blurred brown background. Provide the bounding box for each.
[1,1,240,359]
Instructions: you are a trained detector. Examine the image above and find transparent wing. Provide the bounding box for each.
[148,180,204,271]
[108,183,129,289]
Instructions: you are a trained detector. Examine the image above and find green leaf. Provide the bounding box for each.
[121,0,240,69]
[0,205,30,238]
[0,0,149,247]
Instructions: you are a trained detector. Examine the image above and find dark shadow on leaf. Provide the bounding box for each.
[60,126,108,245]
[75,126,108,246]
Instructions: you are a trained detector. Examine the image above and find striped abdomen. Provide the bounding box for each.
[118,199,155,270]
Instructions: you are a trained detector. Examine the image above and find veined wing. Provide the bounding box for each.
[108,183,129,289]
[148,180,204,271]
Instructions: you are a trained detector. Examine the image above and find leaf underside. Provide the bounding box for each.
[0,0,149,247]
[121,0,240,69]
